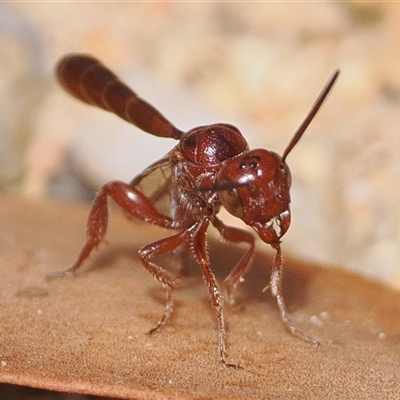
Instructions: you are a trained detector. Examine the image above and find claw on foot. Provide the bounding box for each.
[45,267,75,281]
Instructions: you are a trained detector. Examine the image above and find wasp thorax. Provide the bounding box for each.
[180,123,248,165]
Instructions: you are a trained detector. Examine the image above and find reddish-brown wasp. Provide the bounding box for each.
[49,54,339,367]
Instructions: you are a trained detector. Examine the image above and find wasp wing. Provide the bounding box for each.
[129,153,175,216]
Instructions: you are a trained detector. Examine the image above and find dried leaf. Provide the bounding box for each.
[0,194,399,399]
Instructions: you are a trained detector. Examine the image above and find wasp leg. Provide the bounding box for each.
[270,243,319,346]
[46,181,176,279]
[139,227,193,334]
[192,219,242,368]
[212,217,255,307]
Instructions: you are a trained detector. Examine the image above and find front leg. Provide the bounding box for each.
[192,219,241,368]
[270,243,319,346]
[47,181,176,279]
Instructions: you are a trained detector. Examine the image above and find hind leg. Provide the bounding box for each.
[47,181,176,279]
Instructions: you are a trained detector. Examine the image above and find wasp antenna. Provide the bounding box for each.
[280,69,340,165]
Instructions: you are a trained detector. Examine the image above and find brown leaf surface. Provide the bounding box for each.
[0,193,399,399]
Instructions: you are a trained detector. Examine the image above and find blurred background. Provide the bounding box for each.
[1,2,400,292]
[1,2,400,398]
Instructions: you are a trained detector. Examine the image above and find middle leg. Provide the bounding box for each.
[139,225,196,334]
[212,217,255,306]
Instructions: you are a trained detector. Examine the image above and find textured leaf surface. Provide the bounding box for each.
[0,194,399,399]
